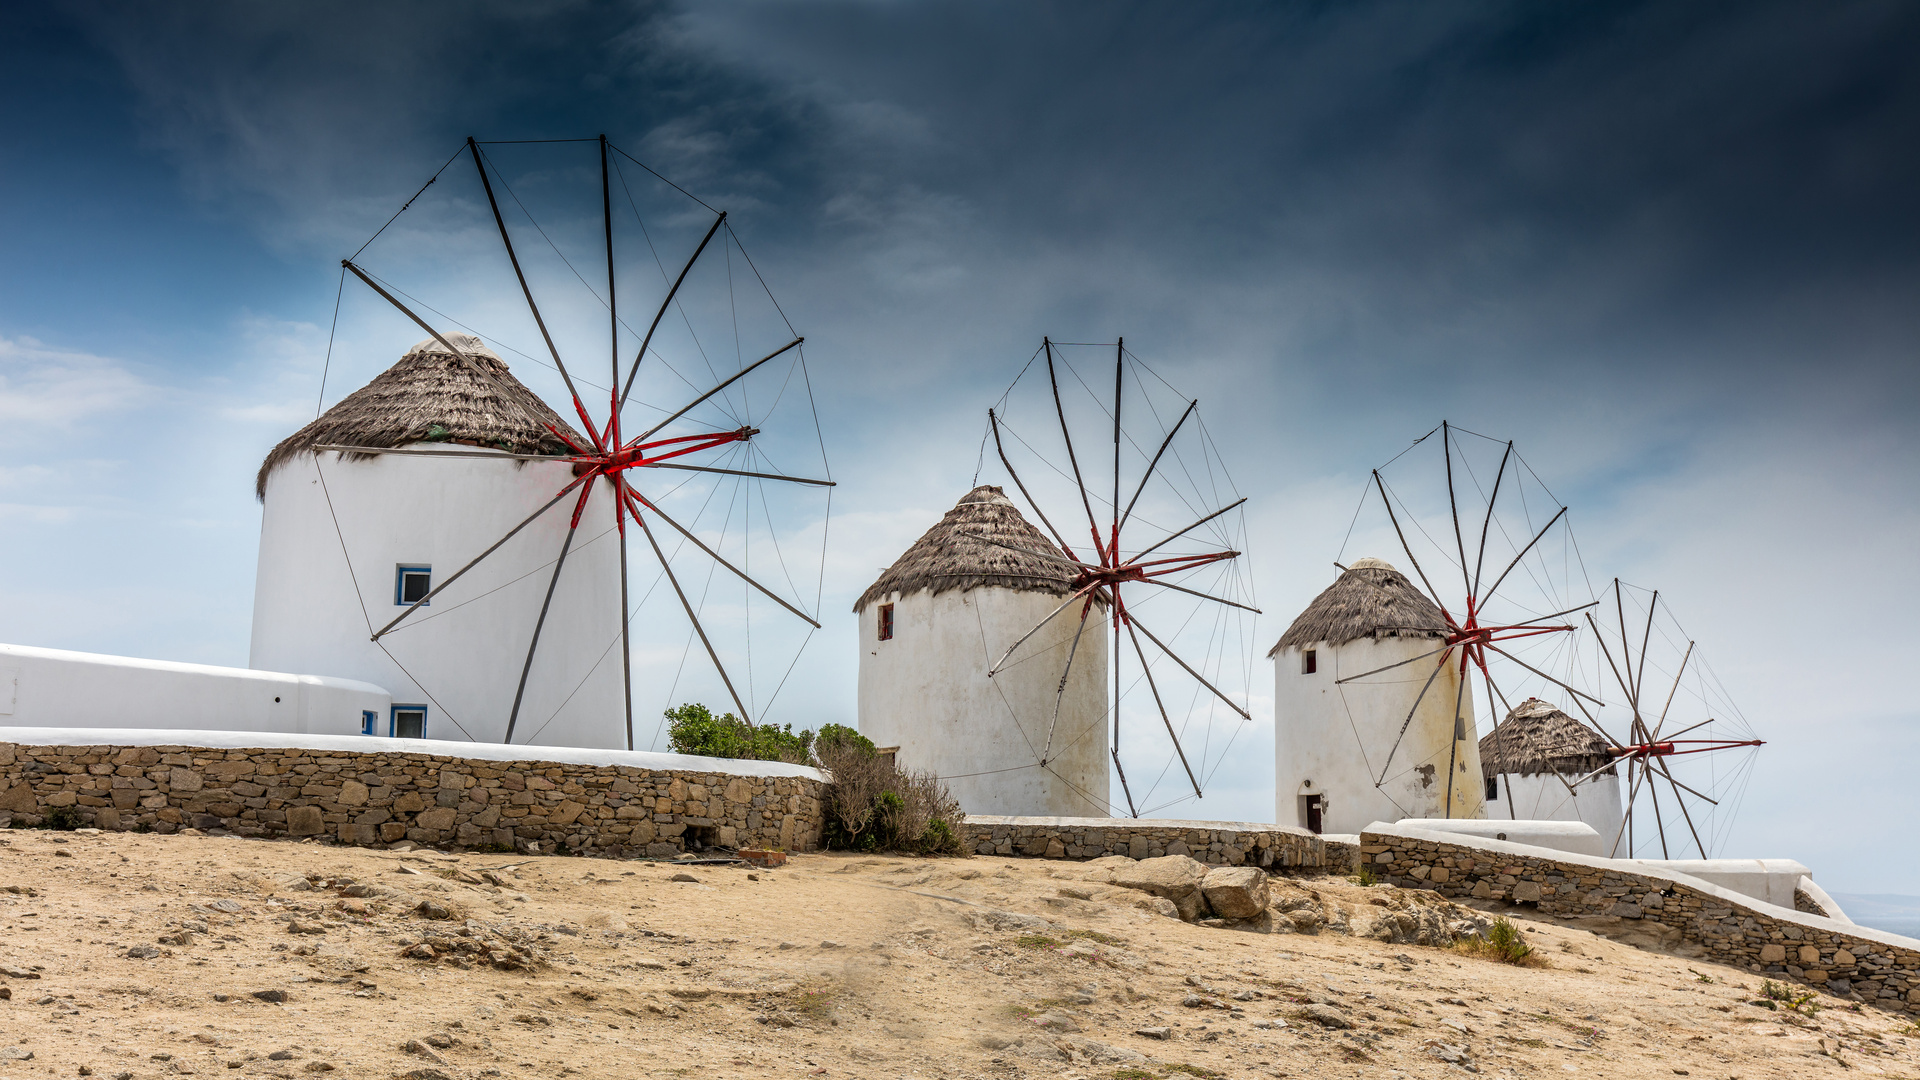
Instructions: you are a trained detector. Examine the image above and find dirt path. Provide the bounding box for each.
[0,829,1913,1078]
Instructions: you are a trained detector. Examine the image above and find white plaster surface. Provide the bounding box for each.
[1393,816,1607,857]
[1485,768,1625,847]
[1365,821,1918,950]
[0,725,826,780]
[857,587,1108,817]
[1274,631,1485,834]
[1621,858,1817,911]
[965,814,1314,838]
[0,643,388,734]
[1795,877,1854,924]
[251,446,626,748]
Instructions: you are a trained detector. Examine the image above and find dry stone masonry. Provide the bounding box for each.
[0,738,824,856]
[961,814,1337,869]
[1363,825,1920,1014]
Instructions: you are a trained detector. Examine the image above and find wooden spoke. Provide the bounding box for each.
[1126,611,1252,721]
[1471,440,1513,598]
[468,137,601,450]
[619,212,727,412]
[1042,595,1098,762]
[1044,338,1103,551]
[1443,421,1473,601]
[988,585,1103,676]
[1123,612,1202,800]
[341,260,546,432]
[613,476,634,751]
[1118,399,1195,538]
[1477,504,1569,610]
[372,474,590,640]
[1132,576,1261,613]
[1333,642,1452,685]
[639,461,834,486]
[621,486,820,628]
[631,338,801,446]
[990,408,1077,555]
[1373,471,1449,618]
[1373,646,1455,786]
[504,483,594,743]
[632,505,751,724]
[1130,497,1248,562]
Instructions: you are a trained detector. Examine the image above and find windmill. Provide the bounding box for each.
[978,338,1260,818]
[291,135,832,749]
[1334,422,1602,817]
[1564,579,1765,858]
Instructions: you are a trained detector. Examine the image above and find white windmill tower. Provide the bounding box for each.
[250,333,625,747]
[855,486,1111,817]
[1479,697,1625,839]
[1270,557,1485,834]
[250,136,833,751]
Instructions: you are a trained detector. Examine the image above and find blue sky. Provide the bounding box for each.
[2,2,1916,890]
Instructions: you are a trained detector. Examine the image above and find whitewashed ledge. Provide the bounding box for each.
[0,727,825,781]
[959,813,1346,869]
[0,726,825,856]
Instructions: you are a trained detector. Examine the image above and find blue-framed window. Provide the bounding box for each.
[391,704,427,739]
[395,565,432,606]
[361,710,378,736]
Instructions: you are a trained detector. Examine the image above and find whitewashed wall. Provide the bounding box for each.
[1274,635,1486,835]
[251,448,626,748]
[0,643,388,733]
[1485,767,1625,845]
[857,587,1109,817]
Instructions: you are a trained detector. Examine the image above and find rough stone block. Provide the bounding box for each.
[286,805,325,836]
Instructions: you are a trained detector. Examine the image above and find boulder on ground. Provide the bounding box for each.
[1201,866,1269,919]
[1106,855,1208,921]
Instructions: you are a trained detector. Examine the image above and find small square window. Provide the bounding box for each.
[1485,776,1500,801]
[361,710,378,737]
[392,705,427,739]
[1301,648,1317,675]
[878,602,895,642]
[396,565,432,606]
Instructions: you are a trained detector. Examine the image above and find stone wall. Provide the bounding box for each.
[961,814,1335,869]
[1362,824,1920,1013]
[0,736,825,857]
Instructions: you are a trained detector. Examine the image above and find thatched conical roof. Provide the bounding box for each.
[256,334,586,498]
[855,486,1093,612]
[1479,697,1615,778]
[1267,557,1448,654]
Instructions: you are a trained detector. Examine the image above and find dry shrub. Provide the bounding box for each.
[816,727,965,856]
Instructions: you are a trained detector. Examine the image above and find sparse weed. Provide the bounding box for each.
[1349,866,1379,887]
[1013,934,1063,950]
[1454,918,1544,967]
[1688,968,1715,983]
[1162,1066,1225,1079]
[1758,979,1820,1014]
[1111,1070,1157,1080]
[1065,929,1124,946]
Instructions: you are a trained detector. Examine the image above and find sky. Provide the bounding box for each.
[1,1,1916,889]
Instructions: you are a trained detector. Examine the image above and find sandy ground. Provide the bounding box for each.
[0,829,1914,1080]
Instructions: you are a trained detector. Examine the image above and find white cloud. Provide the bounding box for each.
[0,336,152,430]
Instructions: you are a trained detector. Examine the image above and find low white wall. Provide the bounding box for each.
[0,725,826,781]
[1392,817,1607,857]
[0,644,389,736]
[1621,858,1815,911]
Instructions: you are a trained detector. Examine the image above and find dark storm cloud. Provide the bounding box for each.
[6,1,1919,882]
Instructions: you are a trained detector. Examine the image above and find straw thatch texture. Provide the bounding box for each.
[1479,697,1616,778]
[1268,559,1448,653]
[854,486,1094,612]
[256,334,586,498]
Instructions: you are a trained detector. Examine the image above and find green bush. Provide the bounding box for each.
[664,703,813,764]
